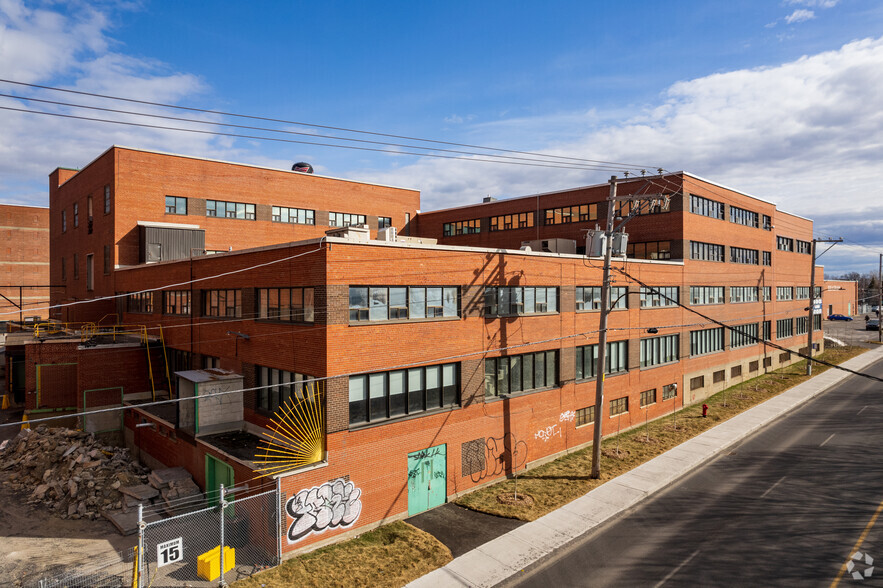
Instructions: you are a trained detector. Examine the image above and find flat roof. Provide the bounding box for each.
[57,145,421,193]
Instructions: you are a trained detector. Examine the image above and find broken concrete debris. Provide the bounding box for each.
[0,425,205,534]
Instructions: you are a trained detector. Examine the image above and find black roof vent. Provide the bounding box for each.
[292,162,314,173]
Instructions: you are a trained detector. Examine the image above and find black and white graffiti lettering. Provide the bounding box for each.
[286,478,362,543]
[534,424,561,442]
[470,434,528,483]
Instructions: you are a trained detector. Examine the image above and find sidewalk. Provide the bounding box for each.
[409,345,883,588]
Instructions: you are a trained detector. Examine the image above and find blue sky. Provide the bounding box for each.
[1,0,883,277]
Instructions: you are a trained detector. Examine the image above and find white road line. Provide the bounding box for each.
[760,476,787,499]
[857,405,868,415]
[820,433,836,447]
[654,548,701,588]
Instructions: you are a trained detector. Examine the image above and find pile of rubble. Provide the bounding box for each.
[0,425,149,521]
[0,426,206,533]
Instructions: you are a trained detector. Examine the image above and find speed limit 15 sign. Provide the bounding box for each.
[157,537,183,568]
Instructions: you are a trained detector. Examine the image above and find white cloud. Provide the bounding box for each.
[787,0,839,7]
[785,9,816,24]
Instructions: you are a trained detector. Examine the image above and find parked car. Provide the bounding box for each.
[867,319,880,331]
[827,314,853,321]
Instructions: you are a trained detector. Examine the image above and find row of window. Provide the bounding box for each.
[484,287,559,316]
[575,383,677,426]
[489,212,534,232]
[127,288,316,321]
[627,241,672,260]
[59,246,112,284]
[165,195,374,228]
[349,286,458,321]
[349,363,458,425]
[60,186,111,233]
[690,194,772,231]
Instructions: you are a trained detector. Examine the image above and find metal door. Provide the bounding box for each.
[407,445,447,516]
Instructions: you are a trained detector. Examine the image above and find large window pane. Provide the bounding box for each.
[442,364,457,405]
[349,375,367,425]
[369,373,387,421]
[389,370,406,417]
[426,366,441,408]
[408,368,424,412]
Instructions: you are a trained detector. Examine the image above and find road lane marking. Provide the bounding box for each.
[857,405,868,415]
[760,476,786,499]
[820,434,835,447]
[830,494,883,587]
[654,548,700,588]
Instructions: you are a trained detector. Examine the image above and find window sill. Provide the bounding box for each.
[256,318,316,326]
[574,371,628,384]
[348,403,460,431]
[485,312,560,319]
[640,361,679,371]
[348,315,460,326]
[575,308,628,313]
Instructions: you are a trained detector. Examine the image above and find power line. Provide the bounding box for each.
[0,78,657,170]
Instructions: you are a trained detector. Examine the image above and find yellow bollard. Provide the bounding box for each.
[1,394,8,410]
[21,413,29,430]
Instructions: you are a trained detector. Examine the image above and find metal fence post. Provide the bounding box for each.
[277,476,283,565]
[219,484,227,588]
[137,503,144,588]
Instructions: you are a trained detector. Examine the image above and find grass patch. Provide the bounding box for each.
[456,346,867,521]
[232,521,451,588]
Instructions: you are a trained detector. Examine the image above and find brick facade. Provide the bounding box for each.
[0,204,50,321]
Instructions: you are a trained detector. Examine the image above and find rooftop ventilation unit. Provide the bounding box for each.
[521,239,577,254]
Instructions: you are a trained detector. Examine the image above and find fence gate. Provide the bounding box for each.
[139,487,280,587]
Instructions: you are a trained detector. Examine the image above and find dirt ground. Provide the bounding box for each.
[0,470,138,586]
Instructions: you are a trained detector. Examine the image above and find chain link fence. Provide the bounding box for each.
[139,487,280,587]
[26,547,137,588]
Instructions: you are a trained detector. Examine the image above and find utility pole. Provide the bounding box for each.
[806,238,841,376]
[878,254,882,343]
[589,177,668,479]
[590,177,617,480]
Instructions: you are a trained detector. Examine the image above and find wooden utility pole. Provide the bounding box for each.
[806,238,841,376]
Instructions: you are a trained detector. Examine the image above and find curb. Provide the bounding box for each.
[408,346,883,588]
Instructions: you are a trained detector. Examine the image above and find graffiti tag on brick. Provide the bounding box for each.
[559,410,576,423]
[534,424,561,442]
[286,478,362,543]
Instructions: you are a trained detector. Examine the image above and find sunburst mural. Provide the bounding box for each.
[254,382,325,476]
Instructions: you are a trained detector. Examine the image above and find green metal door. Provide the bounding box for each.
[407,445,447,516]
[205,455,234,507]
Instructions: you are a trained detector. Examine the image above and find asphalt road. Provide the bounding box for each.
[507,355,883,588]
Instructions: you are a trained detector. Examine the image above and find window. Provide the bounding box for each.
[575,341,628,379]
[763,286,772,301]
[640,389,656,407]
[329,212,366,227]
[271,206,315,225]
[640,334,680,368]
[616,197,670,217]
[795,316,808,336]
[796,240,812,254]
[86,254,93,291]
[796,286,810,299]
[730,206,759,228]
[763,251,772,266]
[61,257,66,281]
[777,318,794,339]
[350,286,458,321]
[127,292,153,313]
[731,323,759,348]
[544,204,598,225]
[662,383,678,400]
[165,196,187,215]
[203,356,220,369]
[691,327,724,356]
[61,210,67,233]
[350,362,458,425]
[750,360,759,372]
[163,291,191,315]
[713,370,726,384]
[763,215,772,231]
[258,287,315,322]
[73,203,79,227]
[443,219,481,236]
[763,320,772,341]
[104,185,111,214]
[485,286,558,316]
[489,212,534,231]
[627,241,672,260]
[777,286,793,301]
[575,406,595,427]
[813,314,822,331]
[609,397,629,416]
[485,350,557,397]
[777,236,794,252]
[640,286,678,308]
[764,357,773,368]
[103,245,111,275]
[730,247,759,265]
[730,286,759,303]
[576,286,628,311]
[378,217,392,230]
[690,376,705,390]
[87,195,93,234]
[73,253,78,279]
[690,241,725,262]
[690,194,724,219]
[257,365,315,414]
[780,352,792,363]
[814,286,822,297]
[203,289,241,317]
[690,286,724,306]
[205,200,255,220]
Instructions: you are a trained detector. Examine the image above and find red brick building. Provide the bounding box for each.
[0,204,50,322]
[29,150,830,554]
